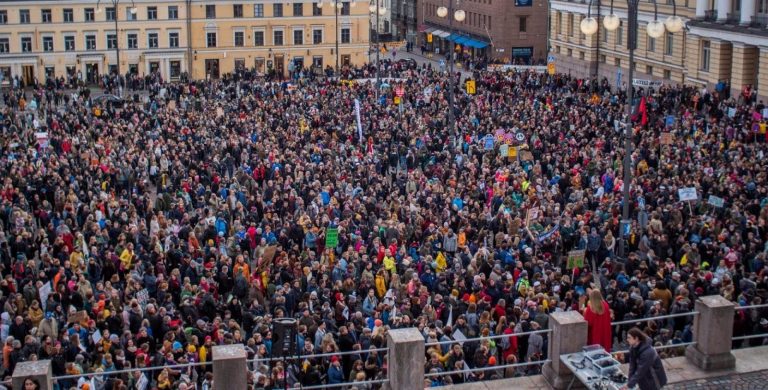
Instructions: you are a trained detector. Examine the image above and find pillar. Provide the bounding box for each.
[686,295,736,370]
[12,360,52,390]
[387,328,425,390]
[741,0,756,24]
[758,47,768,100]
[212,344,247,390]
[730,43,758,97]
[716,0,731,21]
[541,311,588,390]
[696,0,707,18]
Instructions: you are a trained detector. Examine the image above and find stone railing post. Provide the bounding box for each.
[212,344,248,389]
[12,360,52,390]
[542,310,588,390]
[387,327,425,390]
[686,295,736,370]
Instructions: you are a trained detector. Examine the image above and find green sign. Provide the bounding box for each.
[325,227,339,248]
[567,250,586,270]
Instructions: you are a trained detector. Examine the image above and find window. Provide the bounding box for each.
[579,51,585,60]
[293,3,304,16]
[168,6,178,19]
[148,7,157,20]
[169,32,179,47]
[341,27,350,43]
[701,40,710,71]
[293,29,303,45]
[617,24,624,46]
[126,7,137,21]
[313,28,323,44]
[43,36,53,52]
[273,30,284,45]
[615,58,621,66]
[663,69,671,79]
[274,4,283,17]
[20,9,30,24]
[148,32,158,48]
[254,4,264,17]
[600,54,606,63]
[65,36,75,51]
[314,3,323,15]
[107,34,117,49]
[86,35,96,50]
[254,30,265,46]
[42,9,52,23]
[234,31,244,46]
[342,2,350,15]
[106,7,116,21]
[567,14,574,36]
[648,36,655,52]
[85,8,95,22]
[0,11,6,24]
[519,17,527,32]
[602,27,609,42]
[0,38,8,53]
[21,37,32,52]
[206,5,216,19]
[207,32,217,47]
[665,33,673,55]
[63,8,73,22]
[170,61,181,79]
[127,33,137,49]
[646,65,653,74]
[234,4,243,18]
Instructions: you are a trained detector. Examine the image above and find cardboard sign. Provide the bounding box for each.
[216,107,224,118]
[136,289,149,308]
[660,132,674,145]
[526,207,540,225]
[484,134,495,150]
[707,195,725,208]
[325,227,339,248]
[465,80,476,95]
[168,100,177,110]
[678,187,698,202]
[68,310,90,326]
[508,146,518,158]
[567,250,586,269]
[520,150,534,161]
[38,282,52,310]
[263,246,278,264]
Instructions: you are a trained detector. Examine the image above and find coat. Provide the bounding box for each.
[584,300,612,352]
[628,340,668,390]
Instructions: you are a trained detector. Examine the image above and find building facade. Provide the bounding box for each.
[390,0,418,43]
[0,0,370,84]
[550,0,768,99]
[416,0,548,64]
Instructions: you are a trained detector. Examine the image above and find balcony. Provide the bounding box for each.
[704,9,718,21]
[726,12,740,24]
[752,15,768,27]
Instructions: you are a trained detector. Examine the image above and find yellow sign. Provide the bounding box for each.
[508,146,517,158]
[394,96,401,105]
[547,63,556,75]
[427,33,433,43]
[465,80,476,95]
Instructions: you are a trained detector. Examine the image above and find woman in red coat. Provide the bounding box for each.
[582,289,613,351]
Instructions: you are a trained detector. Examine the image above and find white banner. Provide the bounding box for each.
[632,79,663,87]
[678,187,698,202]
[487,64,548,73]
[354,99,363,143]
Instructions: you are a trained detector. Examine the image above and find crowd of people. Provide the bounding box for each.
[0,55,767,390]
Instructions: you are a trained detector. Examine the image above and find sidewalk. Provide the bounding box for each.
[393,51,473,77]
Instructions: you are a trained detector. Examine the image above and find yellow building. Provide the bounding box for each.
[0,0,371,85]
[549,0,768,99]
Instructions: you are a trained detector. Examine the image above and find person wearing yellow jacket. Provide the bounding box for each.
[383,249,396,274]
[119,243,134,271]
[375,269,388,298]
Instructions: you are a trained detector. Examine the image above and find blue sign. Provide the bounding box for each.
[547,54,556,63]
[512,47,533,57]
[665,115,675,127]
[483,134,494,150]
[515,0,532,6]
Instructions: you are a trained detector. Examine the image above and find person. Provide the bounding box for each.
[582,290,612,351]
[23,377,40,390]
[622,328,668,390]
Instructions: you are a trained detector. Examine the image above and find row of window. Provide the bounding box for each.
[205,28,351,48]
[556,39,711,73]
[555,13,676,55]
[0,27,354,53]
[0,32,181,53]
[0,3,353,24]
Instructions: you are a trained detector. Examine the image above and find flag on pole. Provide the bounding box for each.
[354,99,363,143]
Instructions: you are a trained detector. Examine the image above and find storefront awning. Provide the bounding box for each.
[423,27,436,33]
[433,29,451,38]
[465,38,489,49]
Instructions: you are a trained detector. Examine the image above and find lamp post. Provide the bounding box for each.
[96,0,136,95]
[370,1,387,92]
[437,0,465,138]
[580,0,684,258]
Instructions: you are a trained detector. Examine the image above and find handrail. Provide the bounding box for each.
[424,359,551,378]
[297,378,389,389]
[51,360,213,381]
[735,303,768,311]
[612,341,696,355]
[611,311,699,326]
[425,328,553,347]
[732,333,768,341]
[247,347,389,363]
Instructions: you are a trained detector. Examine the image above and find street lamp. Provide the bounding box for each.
[370,1,387,93]
[437,0,465,138]
[580,0,684,258]
[96,0,136,95]
[317,0,345,73]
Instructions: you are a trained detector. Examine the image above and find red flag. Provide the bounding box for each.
[638,96,648,126]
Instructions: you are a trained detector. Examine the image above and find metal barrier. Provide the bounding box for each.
[51,360,213,381]
[425,328,553,347]
[424,359,551,378]
[246,347,389,364]
[612,341,697,356]
[735,303,768,311]
[611,311,699,327]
